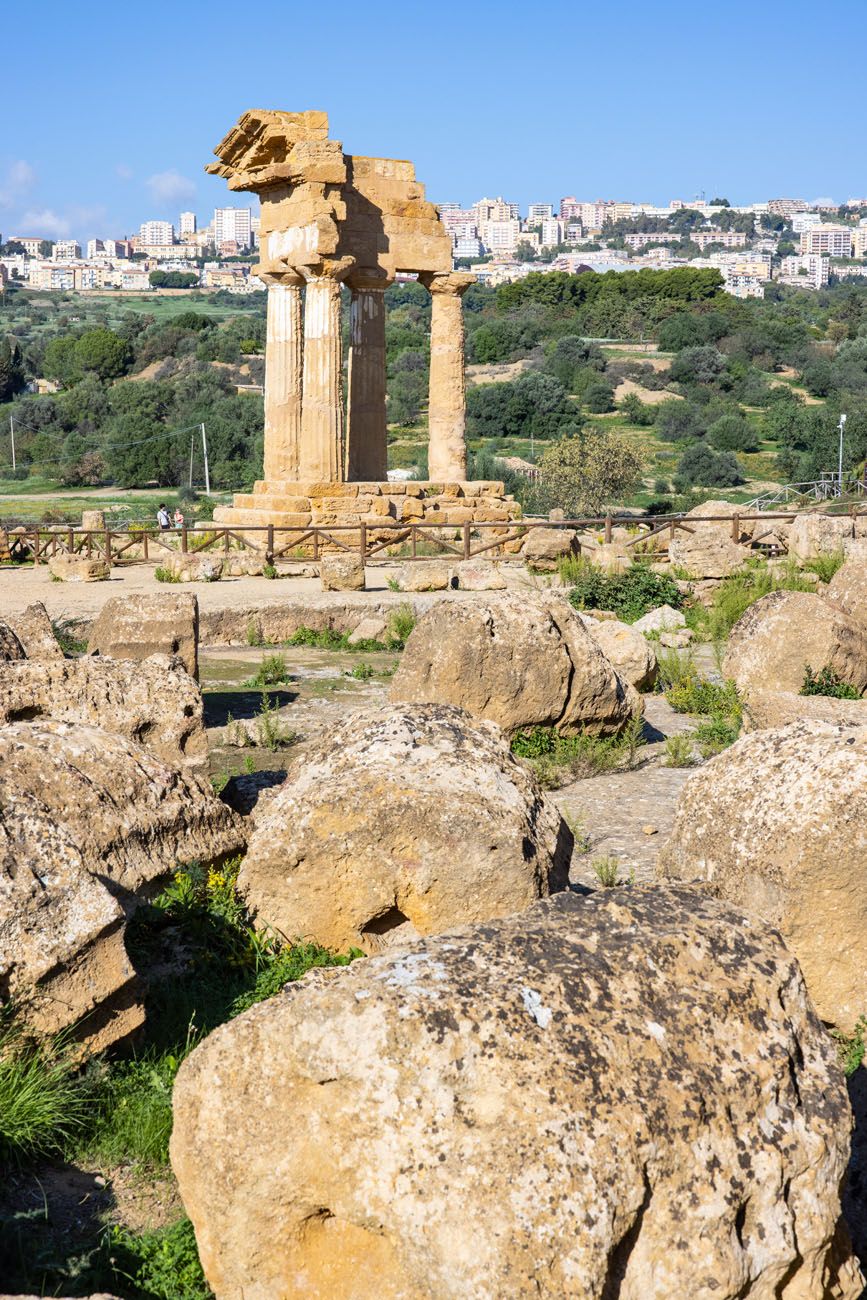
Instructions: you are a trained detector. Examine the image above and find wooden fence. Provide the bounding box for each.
[3,506,864,567]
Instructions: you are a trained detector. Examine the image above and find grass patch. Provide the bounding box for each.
[801,665,862,700]
[285,606,415,653]
[0,1018,88,1166]
[803,548,845,583]
[833,1016,867,1077]
[664,733,694,767]
[510,715,645,789]
[686,560,815,642]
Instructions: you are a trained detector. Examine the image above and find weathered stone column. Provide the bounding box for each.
[299,257,355,482]
[346,271,389,481]
[261,270,304,482]
[422,271,475,482]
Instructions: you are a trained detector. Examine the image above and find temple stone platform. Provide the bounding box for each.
[213,480,522,533]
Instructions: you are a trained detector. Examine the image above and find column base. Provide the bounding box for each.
[212,480,523,553]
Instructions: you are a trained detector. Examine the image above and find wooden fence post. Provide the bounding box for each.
[359,521,367,561]
[181,526,188,554]
[67,526,74,554]
[731,513,740,542]
[604,514,612,544]
[463,522,471,560]
[33,531,40,566]
[104,528,112,566]
[266,524,274,563]
[143,531,149,561]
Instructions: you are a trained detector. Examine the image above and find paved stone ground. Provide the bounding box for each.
[555,695,699,887]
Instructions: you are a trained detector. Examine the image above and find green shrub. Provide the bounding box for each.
[105,1217,212,1300]
[349,661,375,681]
[385,602,416,647]
[244,653,288,688]
[664,734,694,767]
[566,562,684,623]
[694,714,740,757]
[254,690,297,750]
[263,562,277,579]
[592,855,621,887]
[801,665,861,700]
[662,661,742,756]
[77,1054,178,1167]
[0,1019,87,1165]
[833,1016,867,1077]
[246,621,266,646]
[154,565,180,584]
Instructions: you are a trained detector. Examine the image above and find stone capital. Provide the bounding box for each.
[420,270,476,298]
[298,256,356,285]
[254,263,305,289]
[347,266,391,294]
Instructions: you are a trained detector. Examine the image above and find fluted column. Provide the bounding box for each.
[421,271,475,482]
[261,270,304,481]
[346,271,389,481]
[299,257,355,482]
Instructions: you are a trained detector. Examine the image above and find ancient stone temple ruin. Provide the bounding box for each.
[207,110,518,536]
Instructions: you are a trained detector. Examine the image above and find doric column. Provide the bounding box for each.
[260,270,304,482]
[346,270,389,481]
[421,271,475,482]
[299,257,355,483]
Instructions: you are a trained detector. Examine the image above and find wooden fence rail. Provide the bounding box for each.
[4,507,866,567]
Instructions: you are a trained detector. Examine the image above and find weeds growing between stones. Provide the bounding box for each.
[511,721,646,789]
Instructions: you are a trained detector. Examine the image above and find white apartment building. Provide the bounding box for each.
[454,235,483,259]
[31,263,76,290]
[527,203,554,222]
[213,206,252,248]
[121,269,151,291]
[724,273,765,299]
[792,212,821,234]
[559,196,581,221]
[87,239,106,259]
[139,220,174,245]
[768,198,809,216]
[538,218,563,247]
[800,224,852,257]
[179,211,197,235]
[564,222,583,243]
[691,230,748,250]
[12,237,47,256]
[779,254,830,288]
[479,218,521,254]
[853,226,867,258]
[53,240,81,260]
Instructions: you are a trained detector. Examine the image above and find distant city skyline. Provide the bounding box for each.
[3,0,865,244]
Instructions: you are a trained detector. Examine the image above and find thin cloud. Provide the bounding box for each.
[146,169,196,204]
[17,208,72,238]
[0,159,36,208]
[116,164,134,181]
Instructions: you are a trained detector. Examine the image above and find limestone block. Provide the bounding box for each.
[170,886,862,1300]
[164,554,224,583]
[237,703,569,954]
[577,614,658,690]
[397,563,453,592]
[723,590,867,696]
[48,555,110,582]
[741,689,867,732]
[80,509,106,531]
[454,561,506,591]
[391,593,639,737]
[632,604,686,634]
[825,556,867,629]
[0,719,244,1055]
[521,528,579,570]
[319,554,365,591]
[5,602,64,660]
[788,513,853,562]
[88,592,199,680]
[401,498,425,521]
[347,617,388,645]
[659,720,867,1033]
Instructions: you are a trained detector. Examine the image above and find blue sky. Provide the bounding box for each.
[2,0,865,242]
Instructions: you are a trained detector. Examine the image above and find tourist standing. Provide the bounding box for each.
[157,503,170,531]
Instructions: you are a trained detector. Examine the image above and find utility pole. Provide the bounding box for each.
[188,430,195,490]
[9,416,15,472]
[838,413,847,495]
[200,422,210,496]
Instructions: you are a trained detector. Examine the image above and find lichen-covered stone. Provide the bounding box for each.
[5,601,64,659]
[47,555,110,582]
[826,556,867,630]
[87,591,199,679]
[577,613,658,690]
[239,703,570,952]
[742,688,867,732]
[0,617,25,661]
[659,720,867,1031]
[0,720,245,1053]
[164,553,224,583]
[0,654,208,774]
[319,553,365,591]
[171,886,862,1300]
[390,593,639,736]
[723,589,867,696]
[789,513,853,562]
[521,526,579,570]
